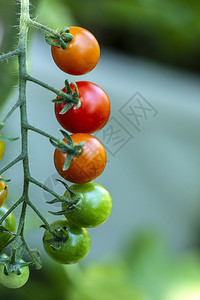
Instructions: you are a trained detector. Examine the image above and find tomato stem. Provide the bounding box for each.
[25,74,80,105]
[0,50,22,61]
[28,18,57,36]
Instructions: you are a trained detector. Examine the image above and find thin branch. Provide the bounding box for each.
[24,123,74,151]
[1,100,23,126]
[0,197,24,225]
[29,176,64,200]
[25,74,75,102]
[27,200,52,232]
[28,18,56,35]
[21,236,42,269]
[28,176,73,205]
[0,154,24,174]
[0,49,21,61]
[14,200,28,246]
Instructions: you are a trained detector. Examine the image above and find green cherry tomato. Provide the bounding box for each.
[62,182,112,228]
[0,205,16,248]
[43,219,91,264]
[0,262,29,289]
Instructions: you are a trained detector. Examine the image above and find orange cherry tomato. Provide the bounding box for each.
[0,176,7,208]
[51,27,100,75]
[54,133,107,183]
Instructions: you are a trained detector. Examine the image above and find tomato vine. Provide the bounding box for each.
[0,0,112,288]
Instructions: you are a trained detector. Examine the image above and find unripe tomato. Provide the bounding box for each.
[62,182,112,228]
[0,262,29,289]
[43,219,91,264]
[51,26,100,75]
[54,133,107,184]
[0,176,7,208]
[0,139,4,160]
[55,81,110,134]
[0,205,16,248]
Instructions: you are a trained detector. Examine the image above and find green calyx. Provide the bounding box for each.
[52,79,81,114]
[42,225,69,250]
[0,244,36,276]
[50,130,84,171]
[47,180,81,216]
[45,27,73,50]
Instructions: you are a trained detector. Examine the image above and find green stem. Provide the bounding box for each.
[28,19,57,35]
[13,0,30,248]
[24,123,74,151]
[21,236,41,269]
[1,100,23,125]
[28,176,72,205]
[0,154,24,174]
[14,200,27,247]
[26,74,77,102]
[0,197,24,225]
[0,49,21,61]
[27,200,52,233]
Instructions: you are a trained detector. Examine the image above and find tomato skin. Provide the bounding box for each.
[51,27,100,75]
[0,262,29,289]
[55,81,110,134]
[0,140,4,160]
[54,133,107,184]
[62,182,112,228]
[0,176,7,208]
[0,205,16,248]
[43,219,91,264]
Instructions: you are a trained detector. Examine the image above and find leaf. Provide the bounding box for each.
[0,178,11,183]
[65,79,73,95]
[0,135,19,142]
[15,242,26,261]
[49,205,76,216]
[73,82,79,98]
[60,130,74,146]
[63,154,74,171]
[52,98,68,103]
[60,102,74,114]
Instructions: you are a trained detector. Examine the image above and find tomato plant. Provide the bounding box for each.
[0,0,112,287]
[43,219,91,264]
[0,176,7,208]
[62,182,112,228]
[51,26,100,75]
[0,205,16,248]
[0,139,4,160]
[0,262,29,289]
[55,81,110,134]
[54,133,107,183]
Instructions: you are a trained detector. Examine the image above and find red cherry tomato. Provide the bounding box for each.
[54,133,107,183]
[51,27,100,75]
[55,81,110,134]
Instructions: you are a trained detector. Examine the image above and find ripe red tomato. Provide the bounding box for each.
[51,27,100,75]
[55,81,110,134]
[54,133,107,183]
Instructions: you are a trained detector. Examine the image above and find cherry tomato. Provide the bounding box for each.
[0,138,4,160]
[62,182,112,228]
[0,262,29,289]
[54,133,107,184]
[55,81,110,134]
[0,205,16,248]
[51,26,100,75]
[43,219,91,264]
[0,176,7,208]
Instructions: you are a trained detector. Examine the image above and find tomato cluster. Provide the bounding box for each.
[43,26,112,264]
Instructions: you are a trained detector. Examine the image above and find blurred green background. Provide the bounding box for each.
[1,0,200,299]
